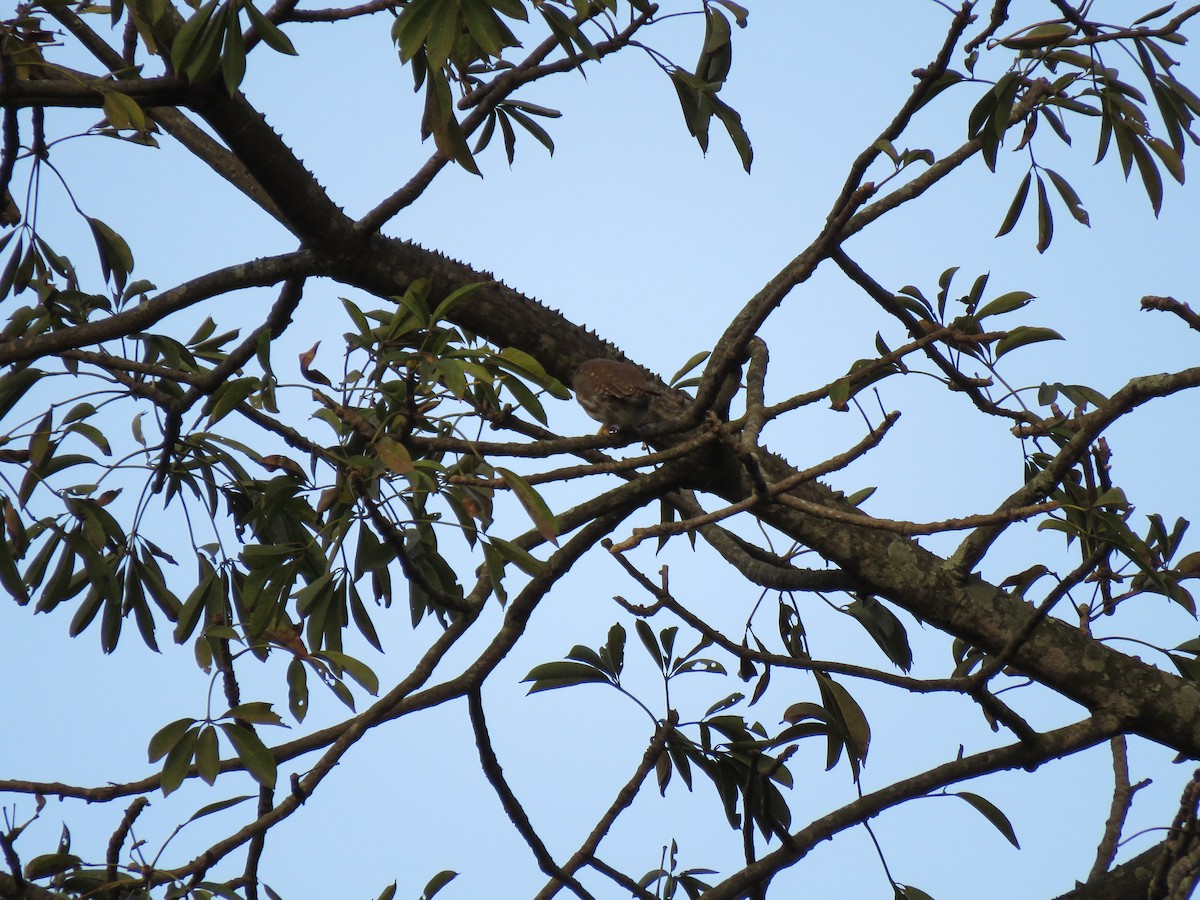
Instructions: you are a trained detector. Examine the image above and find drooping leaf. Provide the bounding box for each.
[148,716,198,763]
[219,722,278,788]
[954,791,1020,848]
[497,467,559,545]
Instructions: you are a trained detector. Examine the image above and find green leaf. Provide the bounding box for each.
[394,0,440,64]
[102,90,148,132]
[419,871,458,900]
[375,435,414,475]
[287,657,309,721]
[221,4,246,95]
[712,94,753,172]
[174,562,217,643]
[0,368,44,422]
[460,0,519,58]
[539,5,593,68]
[219,722,278,788]
[148,716,198,763]
[431,280,486,323]
[86,217,134,292]
[713,0,749,27]
[1134,4,1179,27]
[1147,134,1184,184]
[669,351,710,388]
[995,325,1065,359]
[206,376,259,424]
[505,106,555,155]
[1043,167,1090,226]
[68,587,105,638]
[171,0,219,73]
[824,677,870,769]
[100,581,123,653]
[488,536,544,576]
[954,791,1020,848]
[705,692,744,716]
[244,1,297,55]
[998,22,1074,50]
[496,467,559,545]
[161,725,200,796]
[522,660,611,693]
[1128,134,1165,216]
[501,374,549,425]
[635,618,663,669]
[186,794,254,823]
[424,0,459,70]
[1034,173,1053,253]
[845,596,912,671]
[24,853,83,880]
[66,421,112,456]
[602,622,626,677]
[314,650,380,694]
[976,290,1035,319]
[828,377,851,411]
[194,725,220,785]
[227,701,286,726]
[348,580,383,651]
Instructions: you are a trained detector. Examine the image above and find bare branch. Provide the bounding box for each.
[1088,736,1147,883]
[105,797,149,885]
[468,688,595,900]
[532,713,677,900]
[1143,295,1200,333]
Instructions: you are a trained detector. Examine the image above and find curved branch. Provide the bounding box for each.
[666,493,858,592]
[468,688,595,900]
[0,251,321,366]
[532,713,676,900]
[951,363,1200,572]
[702,715,1119,899]
[690,3,976,416]
[833,248,1038,425]
[611,412,901,552]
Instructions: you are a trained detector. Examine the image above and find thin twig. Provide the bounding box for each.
[611,412,901,552]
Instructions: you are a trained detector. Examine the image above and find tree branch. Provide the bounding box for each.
[532,712,676,900]
[468,687,595,900]
[0,251,321,366]
[702,715,1119,899]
